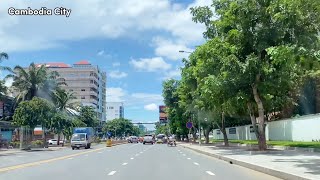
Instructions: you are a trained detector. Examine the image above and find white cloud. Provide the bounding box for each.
[153,37,194,60]
[112,62,121,67]
[130,57,171,72]
[106,87,126,102]
[0,0,210,52]
[4,78,13,87]
[97,50,105,56]
[131,93,163,103]
[106,88,163,107]
[144,103,158,111]
[163,68,181,80]
[109,70,128,79]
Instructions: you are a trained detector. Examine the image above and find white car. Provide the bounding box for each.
[143,134,154,145]
[48,139,64,145]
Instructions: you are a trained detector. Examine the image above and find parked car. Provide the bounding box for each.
[47,139,64,145]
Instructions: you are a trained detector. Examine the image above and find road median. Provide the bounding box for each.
[178,142,317,180]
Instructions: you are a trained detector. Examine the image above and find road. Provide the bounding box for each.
[0,143,281,180]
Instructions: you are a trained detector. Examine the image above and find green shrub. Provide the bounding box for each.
[31,140,43,146]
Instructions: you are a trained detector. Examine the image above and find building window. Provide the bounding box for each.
[109,107,114,109]
[81,96,85,99]
[81,89,85,91]
[216,130,221,135]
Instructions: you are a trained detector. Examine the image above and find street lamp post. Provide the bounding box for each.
[179,50,193,54]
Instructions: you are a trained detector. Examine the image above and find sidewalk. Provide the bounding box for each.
[179,142,320,180]
[0,146,67,155]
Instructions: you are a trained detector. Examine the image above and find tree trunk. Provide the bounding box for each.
[204,129,210,144]
[252,79,267,151]
[57,133,60,146]
[221,112,229,146]
[42,126,47,148]
[192,128,197,143]
[19,126,24,149]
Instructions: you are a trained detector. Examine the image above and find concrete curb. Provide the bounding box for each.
[179,143,310,180]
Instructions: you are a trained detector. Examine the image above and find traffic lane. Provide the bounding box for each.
[177,146,281,180]
[0,143,137,169]
[0,144,107,169]
[113,143,218,180]
[0,143,150,180]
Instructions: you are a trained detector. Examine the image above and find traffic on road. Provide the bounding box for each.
[0,143,280,180]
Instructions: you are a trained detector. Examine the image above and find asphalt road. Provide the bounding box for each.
[0,143,281,180]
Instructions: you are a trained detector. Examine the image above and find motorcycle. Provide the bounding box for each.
[167,140,176,147]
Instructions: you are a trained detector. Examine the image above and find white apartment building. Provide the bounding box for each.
[35,60,107,122]
[106,102,124,121]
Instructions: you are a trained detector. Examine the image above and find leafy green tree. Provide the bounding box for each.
[191,0,320,150]
[77,106,99,127]
[102,118,136,138]
[163,79,189,140]
[13,97,55,148]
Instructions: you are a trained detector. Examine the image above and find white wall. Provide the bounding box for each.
[106,102,124,121]
[212,114,320,142]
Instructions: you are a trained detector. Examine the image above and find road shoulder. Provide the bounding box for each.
[179,143,318,180]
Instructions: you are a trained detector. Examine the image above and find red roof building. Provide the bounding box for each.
[74,60,91,65]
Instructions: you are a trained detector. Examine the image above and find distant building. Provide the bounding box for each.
[106,102,124,121]
[34,60,107,122]
[159,105,168,124]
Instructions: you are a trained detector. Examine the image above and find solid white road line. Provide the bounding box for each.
[122,163,128,166]
[206,171,215,176]
[98,152,103,153]
[108,171,117,176]
[187,158,191,160]
[130,158,134,160]
[68,158,73,160]
[193,162,199,166]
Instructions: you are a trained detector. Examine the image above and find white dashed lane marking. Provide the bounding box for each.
[187,158,191,160]
[130,158,134,160]
[122,163,128,166]
[108,171,117,176]
[206,171,215,176]
[193,162,199,166]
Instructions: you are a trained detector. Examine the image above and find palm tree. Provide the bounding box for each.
[0,52,12,72]
[5,62,62,148]
[52,88,78,111]
[52,88,78,145]
[6,62,61,102]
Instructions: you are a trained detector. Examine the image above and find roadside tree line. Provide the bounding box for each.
[0,59,99,147]
[102,118,142,138]
[163,0,320,150]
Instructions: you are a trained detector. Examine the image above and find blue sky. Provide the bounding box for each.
[0,0,209,130]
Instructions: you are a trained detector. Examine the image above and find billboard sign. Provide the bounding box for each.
[159,105,168,123]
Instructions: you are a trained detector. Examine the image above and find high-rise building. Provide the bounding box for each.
[106,102,124,121]
[36,60,107,122]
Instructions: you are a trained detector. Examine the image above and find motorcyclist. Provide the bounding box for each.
[168,135,176,145]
